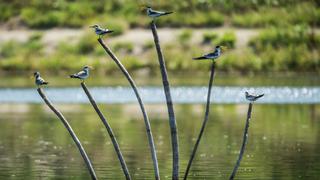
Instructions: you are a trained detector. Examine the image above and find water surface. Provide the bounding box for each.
[0,86,319,104]
[0,104,319,179]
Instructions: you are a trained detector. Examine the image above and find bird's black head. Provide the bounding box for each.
[33,72,40,77]
[83,65,93,70]
[216,45,221,49]
[89,24,99,28]
[245,91,249,96]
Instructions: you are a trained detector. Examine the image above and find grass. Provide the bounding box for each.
[248,26,320,72]
[231,2,320,28]
[113,42,134,53]
[215,31,237,48]
[178,30,193,46]
[1,1,319,29]
[0,25,319,74]
[202,32,219,44]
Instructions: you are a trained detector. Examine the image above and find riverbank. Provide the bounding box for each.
[0,26,319,74]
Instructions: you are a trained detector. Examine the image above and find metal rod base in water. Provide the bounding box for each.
[184,62,216,180]
[37,88,97,180]
[97,38,160,180]
[80,82,131,180]
[150,21,179,180]
[229,103,253,180]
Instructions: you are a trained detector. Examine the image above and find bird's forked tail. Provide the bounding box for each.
[193,56,206,60]
[257,94,264,99]
[163,11,173,15]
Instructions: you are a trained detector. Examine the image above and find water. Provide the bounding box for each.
[0,75,319,179]
[0,104,319,179]
[0,86,319,104]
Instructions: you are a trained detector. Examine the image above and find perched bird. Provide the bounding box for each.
[89,24,113,38]
[193,46,222,60]
[146,6,173,19]
[69,66,92,81]
[33,72,49,86]
[245,91,264,102]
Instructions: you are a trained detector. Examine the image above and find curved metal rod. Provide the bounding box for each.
[37,88,97,180]
[229,103,253,180]
[184,61,215,179]
[80,82,131,180]
[150,21,179,180]
[97,39,159,180]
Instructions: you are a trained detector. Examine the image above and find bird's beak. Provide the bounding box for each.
[88,66,94,70]
[89,25,95,28]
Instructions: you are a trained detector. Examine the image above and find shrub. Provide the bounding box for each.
[113,42,134,53]
[178,29,193,45]
[158,11,224,27]
[0,4,15,21]
[21,8,64,28]
[249,25,320,52]
[202,32,219,44]
[76,32,98,54]
[142,40,154,51]
[0,41,21,58]
[24,33,44,54]
[215,31,236,48]
[121,56,145,70]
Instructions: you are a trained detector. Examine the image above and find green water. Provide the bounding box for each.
[0,104,319,179]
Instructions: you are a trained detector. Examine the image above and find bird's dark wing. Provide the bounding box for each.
[204,51,219,59]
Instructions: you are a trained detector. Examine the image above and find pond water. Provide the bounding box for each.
[0,104,319,179]
[0,74,319,179]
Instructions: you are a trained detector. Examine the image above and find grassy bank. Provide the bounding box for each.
[0,25,319,74]
[0,1,319,30]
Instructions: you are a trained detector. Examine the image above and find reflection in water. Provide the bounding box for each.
[0,104,319,179]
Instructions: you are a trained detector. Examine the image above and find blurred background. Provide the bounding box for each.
[0,0,319,179]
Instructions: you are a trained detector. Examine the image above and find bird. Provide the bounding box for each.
[89,24,113,38]
[33,72,49,86]
[146,6,173,19]
[193,46,222,60]
[245,91,264,102]
[69,66,92,81]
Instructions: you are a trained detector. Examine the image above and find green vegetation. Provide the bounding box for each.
[0,0,319,29]
[202,32,219,44]
[0,26,319,74]
[231,2,320,27]
[0,1,319,74]
[248,26,320,72]
[178,29,193,46]
[113,42,134,53]
[157,11,224,27]
[216,31,236,48]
